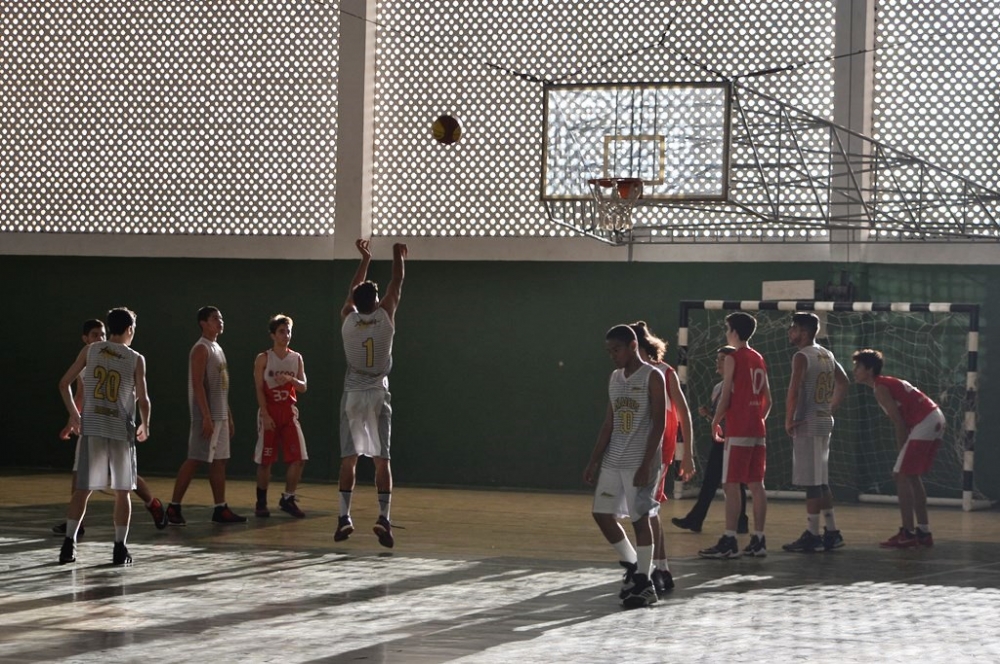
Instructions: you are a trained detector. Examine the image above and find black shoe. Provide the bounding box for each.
[53,523,85,538]
[737,515,750,534]
[782,530,823,553]
[166,503,186,526]
[334,515,354,542]
[278,494,305,518]
[113,541,132,566]
[651,568,674,597]
[742,534,767,557]
[699,535,740,559]
[670,517,702,533]
[59,537,76,564]
[373,516,394,548]
[621,573,658,608]
[618,560,638,599]
[823,528,846,551]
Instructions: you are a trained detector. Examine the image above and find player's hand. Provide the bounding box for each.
[229,417,236,438]
[356,238,371,259]
[785,420,797,437]
[60,413,81,440]
[261,412,276,432]
[582,461,599,485]
[136,424,149,442]
[201,417,215,439]
[633,462,653,487]
[713,423,725,443]
[678,455,696,482]
[698,405,710,418]
[393,243,408,259]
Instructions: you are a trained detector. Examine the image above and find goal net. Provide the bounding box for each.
[677,301,989,510]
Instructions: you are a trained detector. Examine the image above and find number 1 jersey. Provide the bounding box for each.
[342,307,394,391]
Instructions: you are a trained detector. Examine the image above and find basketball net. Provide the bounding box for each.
[587,177,643,232]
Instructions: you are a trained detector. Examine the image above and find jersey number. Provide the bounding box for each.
[93,367,121,403]
[619,411,634,434]
[814,370,835,404]
[362,337,375,368]
[751,368,766,394]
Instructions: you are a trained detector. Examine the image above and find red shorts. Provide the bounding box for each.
[722,436,766,484]
[254,406,308,466]
[894,409,945,475]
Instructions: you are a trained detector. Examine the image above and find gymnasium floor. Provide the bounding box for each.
[2,474,1000,663]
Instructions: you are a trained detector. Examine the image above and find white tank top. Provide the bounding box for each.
[189,337,229,421]
[602,363,659,470]
[264,348,302,403]
[793,343,840,436]
[342,308,394,390]
[81,341,139,441]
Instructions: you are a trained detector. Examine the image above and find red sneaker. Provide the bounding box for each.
[147,498,168,530]
[916,530,934,547]
[880,527,918,548]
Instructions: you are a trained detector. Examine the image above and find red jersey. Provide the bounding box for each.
[725,346,768,437]
[874,375,938,428]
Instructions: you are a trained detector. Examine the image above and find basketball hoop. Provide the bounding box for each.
[587,177,643,232]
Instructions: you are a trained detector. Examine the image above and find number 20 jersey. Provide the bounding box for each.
[342,307,394,391]
[81,341,139,441]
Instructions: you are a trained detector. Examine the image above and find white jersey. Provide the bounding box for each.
[263,349,302,391]
[792,343,841,437]
[80,341,139,441]
[602,363,659,471]
[342,307,394,391]
[189,337,229,422]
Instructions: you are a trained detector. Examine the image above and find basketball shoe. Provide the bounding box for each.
[651,568,675,597]
[147,498,168,530]
[916,529,934,547]
[211,504,247,524]
[743,534,767,557]
[165,503,186,526]
[279,494,305,518]
[621,573,658,609]
[822,528,845,551]
[113,541,132,566]
[618,561,638,599]
[373,516,394,548]
[59,537,76,564]
[698,535,740,559]
[334,515,354,542]
[880,527,918,548]
[782,530,823,553]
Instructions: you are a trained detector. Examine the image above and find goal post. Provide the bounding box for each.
[676,300,990,511]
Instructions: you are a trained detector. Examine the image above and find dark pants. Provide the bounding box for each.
[683,441,747,527]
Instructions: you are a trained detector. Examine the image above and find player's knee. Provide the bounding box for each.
[805,485,823,499]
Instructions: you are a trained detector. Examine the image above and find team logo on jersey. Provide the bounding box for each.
[354,319,378,328]
[98,346,124,359]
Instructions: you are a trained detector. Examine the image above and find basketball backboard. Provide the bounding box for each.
[541,82,731,202]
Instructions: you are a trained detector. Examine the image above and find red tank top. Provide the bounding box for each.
[725,346,768,437]
[661,363,679,462]
[874,375,938,428]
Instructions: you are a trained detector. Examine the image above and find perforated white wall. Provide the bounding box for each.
[372,0,837,237]
[1,4,339,235]
[873,1,1000,189]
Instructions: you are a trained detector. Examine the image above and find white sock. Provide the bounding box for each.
[724,530,736,538]
[613,537,637,564]
[917,523,930,533]
[114,525,128,544]
[654,557,670,572]
[377,492,391,520]
[67,519,82,541]
[823,509,838,531]
[214,502,226,509]
[339,491,352,517]
[807,514,820,535]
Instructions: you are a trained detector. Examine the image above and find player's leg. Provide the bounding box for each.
[741,440,767,557]
[698,441,742,559]
[108,437,136,565]
[371,391,394,547]
[253,408,273,516]
[675,441,723,531]
[622,478,659,607]
[133,475,166,530]
[207,420,245,523]
[784,435,824,552]
[168,420,211,525]
[278,410,308,518]
[591,469,640,599]
[335,393,359,541]
[54,439,85,537]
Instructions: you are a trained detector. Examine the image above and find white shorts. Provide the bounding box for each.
[72,437,81,472]
[792,434,831,486]
[76,435,137,491]
[340,389,392,459]
[188,419,231,462]
[591,467,661,522]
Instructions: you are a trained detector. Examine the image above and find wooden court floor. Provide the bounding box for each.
[3,472,1000,663]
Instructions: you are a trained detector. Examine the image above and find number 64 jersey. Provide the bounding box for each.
[81,341,140,441]
[792,344,843,437]
[342,307,394,391]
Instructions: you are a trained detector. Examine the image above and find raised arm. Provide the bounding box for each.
[380,243,407,320]
[341,238,372,320]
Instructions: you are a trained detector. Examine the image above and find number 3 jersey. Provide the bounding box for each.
[792,343,842,436]
[81,341,139,441]
[342,307,394,391]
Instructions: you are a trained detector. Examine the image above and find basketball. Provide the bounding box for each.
[432,114,462,145]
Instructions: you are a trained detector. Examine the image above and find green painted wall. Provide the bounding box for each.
[2,255,996,499]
